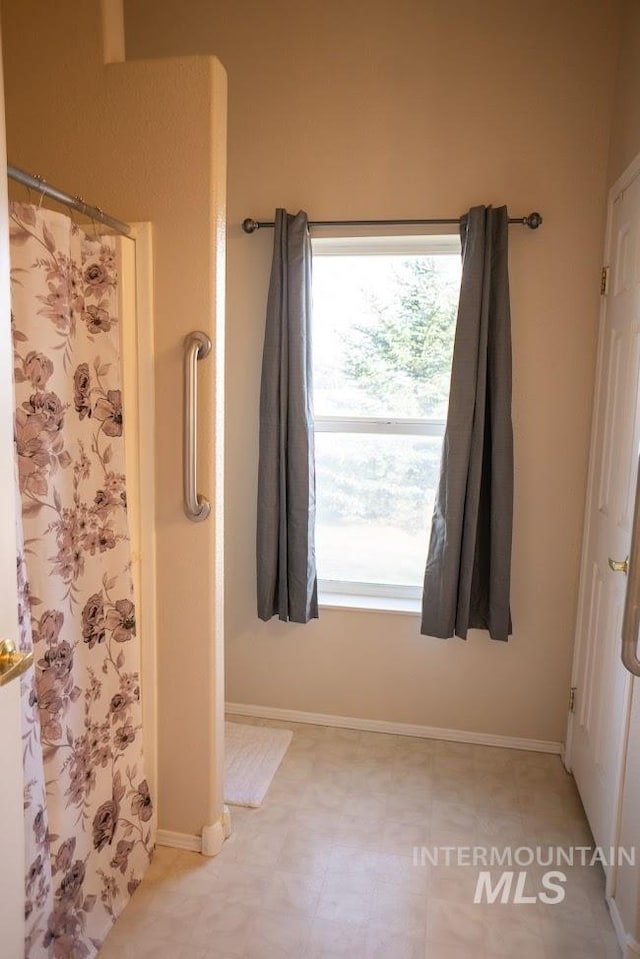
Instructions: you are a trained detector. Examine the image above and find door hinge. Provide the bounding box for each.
[601,266,610,295]
[569,686,577,713]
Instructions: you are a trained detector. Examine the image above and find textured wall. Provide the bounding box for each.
[608,0,640,187]
[127,0,619,743]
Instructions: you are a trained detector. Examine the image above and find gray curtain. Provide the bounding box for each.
[421,206,513,642]
[257,209,318,623]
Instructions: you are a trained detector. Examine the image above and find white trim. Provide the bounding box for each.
[565,166,617,768]
[318,591,421,615]
[314,416,446,436]
[319,580,420,600]
[565,153,640,907]
[0,39,26,951]
[156,830,201,854]
[117,223,158,830]
[156,813,228,857]
[225,702,562,754]
[201,820,226,857]
[209,58,228,847]
[609,152,640,209]
[132,223,158,818]
[559,741,567,770]
[566,150,640,769]
[312,234,461,255]
[608,895,640,956]
[609,894,626,950]
[606,674,634,902]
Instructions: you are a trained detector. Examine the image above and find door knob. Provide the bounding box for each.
[0,639,33,687]
[608,556,629,575]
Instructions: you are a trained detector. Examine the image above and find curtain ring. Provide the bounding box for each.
[30,174,46,210]
[93,207,105,238]
[73,194,91,234]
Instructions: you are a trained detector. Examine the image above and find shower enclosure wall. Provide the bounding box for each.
[1,0,228,863]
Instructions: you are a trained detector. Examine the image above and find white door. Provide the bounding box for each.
[568,162,640,883]
[0,17,26,958]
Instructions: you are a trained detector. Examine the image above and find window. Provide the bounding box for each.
[312,234,462,604]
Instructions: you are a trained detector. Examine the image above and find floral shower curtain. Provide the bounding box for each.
[10,203,152,958]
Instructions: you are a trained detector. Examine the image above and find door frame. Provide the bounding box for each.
[0,12,26,954]
[565,151,640,900]
[117,222,158,817]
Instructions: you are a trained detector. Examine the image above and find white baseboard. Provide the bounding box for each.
[225,702,563,755]
[201,819,226,857]
[156,829,201,853]
[608,896,640,956]
[156,811,228,857]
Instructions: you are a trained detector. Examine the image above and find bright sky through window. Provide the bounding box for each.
[312,247,461,593]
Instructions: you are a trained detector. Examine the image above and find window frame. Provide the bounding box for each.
[311,232,461,602]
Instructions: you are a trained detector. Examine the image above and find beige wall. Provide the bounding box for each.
[608,0,640,187]
[1,0,227,838]
[126,0,619,743]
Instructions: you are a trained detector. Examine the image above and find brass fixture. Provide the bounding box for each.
[609,556,629,575]
[0,639,33,687]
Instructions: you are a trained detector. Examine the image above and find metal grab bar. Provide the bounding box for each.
[183,331,211,522]
[621,455,640,676]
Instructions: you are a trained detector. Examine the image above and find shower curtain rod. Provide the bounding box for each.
[7,164,133,237]
[242,211,543,233]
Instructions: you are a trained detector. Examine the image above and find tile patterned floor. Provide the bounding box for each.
[99,718,622,959]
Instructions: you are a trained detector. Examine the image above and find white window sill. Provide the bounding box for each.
[318,592,421,616]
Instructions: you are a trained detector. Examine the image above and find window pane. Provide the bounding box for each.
[312,254,460,419]
[315,431,442,587]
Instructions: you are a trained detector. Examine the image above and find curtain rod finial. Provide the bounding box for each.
[242,218,259,234]
[524,212,543,230]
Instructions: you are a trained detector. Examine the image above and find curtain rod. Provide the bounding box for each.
[7,164,133,237]
[242,212,543,234]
